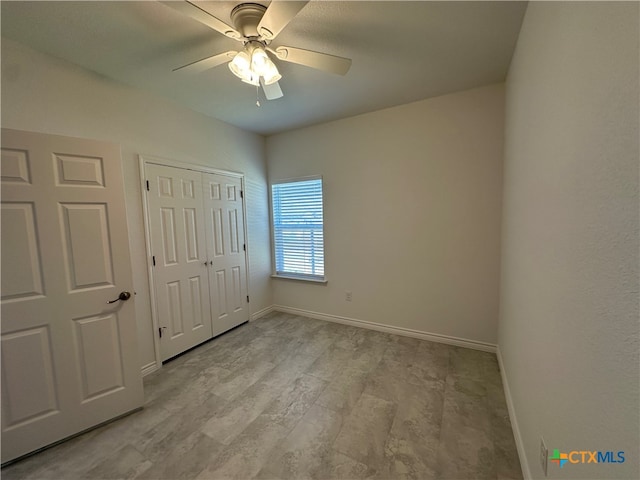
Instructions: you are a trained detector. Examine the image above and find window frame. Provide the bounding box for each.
[269,175,327,283]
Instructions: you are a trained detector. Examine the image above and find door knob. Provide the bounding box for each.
[106,291,132,304]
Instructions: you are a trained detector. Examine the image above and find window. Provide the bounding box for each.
[271,176,325,281]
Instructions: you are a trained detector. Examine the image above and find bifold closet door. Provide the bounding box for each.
[203,173,249,336]
[146,164,212,361]
[1,129,143,464]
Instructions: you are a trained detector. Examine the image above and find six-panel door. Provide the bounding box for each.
[203,172,249,336]
[146,164,213,361]
[1,129,143,464]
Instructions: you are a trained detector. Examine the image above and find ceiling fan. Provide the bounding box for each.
[162,1,352,101]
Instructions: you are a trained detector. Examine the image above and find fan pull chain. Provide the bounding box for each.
[256,86,261,107]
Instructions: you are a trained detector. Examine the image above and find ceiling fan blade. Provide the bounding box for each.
[161,1,242,40]
[257,1,309,40]
[172,51,236,74]
[260,79,284,100]
[272,46,352,75]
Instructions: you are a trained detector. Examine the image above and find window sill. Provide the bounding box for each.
[271,274,327,284]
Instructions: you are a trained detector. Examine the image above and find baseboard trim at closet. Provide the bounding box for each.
[272,305,496,353]
[250,305,274,321]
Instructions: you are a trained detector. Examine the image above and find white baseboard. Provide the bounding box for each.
[250,305,274,321]
[272,305,496,353]
[497,346,531,480]
[141,361,159,377]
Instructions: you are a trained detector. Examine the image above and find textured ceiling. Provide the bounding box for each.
[1,1,527,135]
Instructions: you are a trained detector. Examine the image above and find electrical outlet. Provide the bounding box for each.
[345,291,352,301]
[540,437,548,476]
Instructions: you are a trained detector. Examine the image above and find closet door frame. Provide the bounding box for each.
[139,155,250,374]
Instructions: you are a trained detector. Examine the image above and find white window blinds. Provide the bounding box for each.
[271,177,325,280]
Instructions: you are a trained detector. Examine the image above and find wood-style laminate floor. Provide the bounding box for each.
[3,312,523,480]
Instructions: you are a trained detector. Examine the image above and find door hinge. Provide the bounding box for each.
[152,255,156,266]
[146,180,150,191]
[243,244,246,251]
[240,190,243,199]
[247,295,250,303]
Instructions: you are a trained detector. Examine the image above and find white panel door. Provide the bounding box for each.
[203,173,249,336]
[0,129,143,464]
[146,164,212,361]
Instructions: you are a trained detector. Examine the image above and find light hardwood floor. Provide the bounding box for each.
[2,312,522,479]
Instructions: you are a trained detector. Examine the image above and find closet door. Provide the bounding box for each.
[146,164,212,361]
[203,173,249,336]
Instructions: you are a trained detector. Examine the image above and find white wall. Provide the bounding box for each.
[267,84,505,345]
[499,3,639,479]
[1,38,272,372]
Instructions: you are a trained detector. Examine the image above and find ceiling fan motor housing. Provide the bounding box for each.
[230,3,268,39]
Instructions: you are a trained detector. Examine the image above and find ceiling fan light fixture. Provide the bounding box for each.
[228,51,251,77]
[262,65,282,85]
[251,47,269,75]
[229,50,260,86]
[250,46,271,76]
[229,43,281,87]
[250,44,281,85]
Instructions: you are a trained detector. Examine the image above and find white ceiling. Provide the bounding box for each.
[1,1,527,135]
